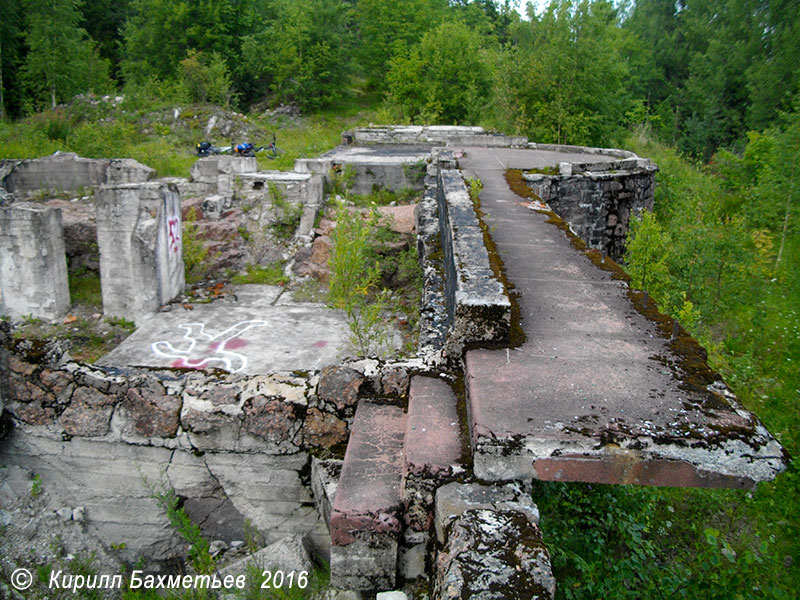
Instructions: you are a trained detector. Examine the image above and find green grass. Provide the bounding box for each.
[0,98,387,178]
[68,269,102,306]
[232,261,289,286]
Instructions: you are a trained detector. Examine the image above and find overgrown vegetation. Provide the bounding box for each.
[232,261,289,286]
[327,204,393,356]
[540,125,800,598]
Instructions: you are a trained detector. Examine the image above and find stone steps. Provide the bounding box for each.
[329,376,465,590]
[404,376,463,479]
[330,401,406,590]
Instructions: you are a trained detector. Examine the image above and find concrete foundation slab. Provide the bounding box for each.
[97,289,352,374]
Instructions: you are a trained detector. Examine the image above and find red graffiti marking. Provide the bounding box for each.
[172,358,204,370]
[312,340,329,348]
[168,217,181,253]
[209,337,249,351]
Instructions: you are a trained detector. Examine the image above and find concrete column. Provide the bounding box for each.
[0,203,70,320]
[96,182,185,324]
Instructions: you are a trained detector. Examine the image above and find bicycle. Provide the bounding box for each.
[232,134,284,159]
[195,141,232,157]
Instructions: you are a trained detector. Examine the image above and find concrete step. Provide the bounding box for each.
[330,401,406,591]
[405,375,463,479]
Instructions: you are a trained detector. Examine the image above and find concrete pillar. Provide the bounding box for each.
[0,203,70,320]
[96,182,185,324]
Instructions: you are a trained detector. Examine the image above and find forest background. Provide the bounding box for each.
[0,0,798,597]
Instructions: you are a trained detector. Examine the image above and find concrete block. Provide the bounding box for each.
[311,457,342,529]
[0,203,69,320]
[434,482,539,544]
[435,508,555,600]
[218,535,314,578]
[437,169,510,349]
[96,182,185,323]
[330,402,406,590]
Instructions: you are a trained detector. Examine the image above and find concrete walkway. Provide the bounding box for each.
[460,147,786,488]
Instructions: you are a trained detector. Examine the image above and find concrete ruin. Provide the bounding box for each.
[0,125,789,599]
[524,157,657,261]
[1,152,155,197]
[96,182,185,323]
[0,204,70,320]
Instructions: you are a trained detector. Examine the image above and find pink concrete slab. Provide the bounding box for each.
[330,401,406,546]
[532,454,757,488]
[405,376,463,477]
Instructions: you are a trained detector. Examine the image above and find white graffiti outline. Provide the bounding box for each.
[151,320,268,373]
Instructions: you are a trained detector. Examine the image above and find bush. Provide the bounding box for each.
[327,204,391,356]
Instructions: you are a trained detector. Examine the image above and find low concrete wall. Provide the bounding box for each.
[524,159,657,260]
[0,204,70,320]
[1,153,155,198]
[236,171,324,239]
[349,126,527,147]
[437,169,510,350]
[0,339,376,565]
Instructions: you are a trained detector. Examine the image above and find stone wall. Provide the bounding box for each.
[0,334,383,566]
[524,159,657,261]
[0,204,70,320]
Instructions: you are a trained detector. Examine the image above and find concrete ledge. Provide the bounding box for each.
[437,169,510,348]
[349,126,527,147]
[527,142,637,159]
[405,376,462,478]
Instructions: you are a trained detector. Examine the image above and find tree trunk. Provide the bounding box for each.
[0,34,4,120]
[775,153,796,271]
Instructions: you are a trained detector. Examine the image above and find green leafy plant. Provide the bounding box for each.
[328,165,356,198]
[268,182,303,240]
[30,473,42,497]
[327,204,391,356]
[143,476,215,580]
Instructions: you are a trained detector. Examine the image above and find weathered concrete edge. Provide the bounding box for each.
[471,424,787,489]
[527,142,638,159]
[437,169,510,348]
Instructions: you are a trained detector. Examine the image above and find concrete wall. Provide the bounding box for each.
[0,343,371,566]
[349,126,527,147]
[2,153,155,198]
[436,169,510,351]
[96,182,185,324]
[236,171,324,239]
[524,160,657,261]
[0,204,70,320]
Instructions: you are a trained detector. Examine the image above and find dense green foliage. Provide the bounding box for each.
[2,0,798,159]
